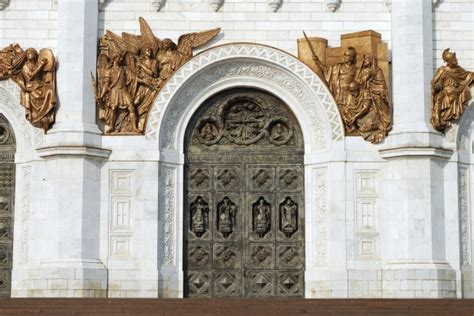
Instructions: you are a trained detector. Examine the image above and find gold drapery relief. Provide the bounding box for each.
[0,44,56,132]
[93,17,220,135]
[298,30,391,144]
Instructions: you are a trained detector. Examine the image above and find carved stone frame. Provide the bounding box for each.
[151,43,345,297]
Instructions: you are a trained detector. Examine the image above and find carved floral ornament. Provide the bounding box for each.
[431,48,473,133]
[0,44,57,133]
[93,17,220,134]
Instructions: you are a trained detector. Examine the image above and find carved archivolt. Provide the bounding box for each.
[0,44,56,133]
[148,44,343,151]
[0,80,43,151]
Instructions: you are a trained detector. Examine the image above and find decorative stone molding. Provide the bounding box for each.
[109,170,134,259]
[0,80,43,150]
[460,167,471,267]
[209,0,224,12]
[314,167,328,266]
[146,44,343,150]
[151,0,165,11]
[0,0,9,10]
[456,99,474,152]
[159,165,176,266]
[354,171,379,259]
[325,0,341,12]
[268,0,282,12]
[20,166,31,264]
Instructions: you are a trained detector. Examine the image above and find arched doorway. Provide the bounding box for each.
[183,88,305,297]
[0,115,15,297]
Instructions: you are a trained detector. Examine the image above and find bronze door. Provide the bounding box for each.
[184,89,304,298]
[0,115,15,297]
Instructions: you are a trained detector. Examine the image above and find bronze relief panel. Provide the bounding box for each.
[0,116,14,297]
[184,88,304,298]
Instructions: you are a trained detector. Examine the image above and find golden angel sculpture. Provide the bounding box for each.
[431,49,473,132]
[304,33,391,143]
[93,17,220,134]
[0,43,56,132]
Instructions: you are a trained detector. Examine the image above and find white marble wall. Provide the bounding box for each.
[0,0,472,299]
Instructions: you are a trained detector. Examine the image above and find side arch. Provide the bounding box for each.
[0,80,43,158]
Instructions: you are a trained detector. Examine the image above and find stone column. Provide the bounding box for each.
[19,0,110,297]
[379,0,456,298]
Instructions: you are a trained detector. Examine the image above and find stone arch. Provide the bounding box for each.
[146,43,344,153]
[150,43,343,298]
[456,98,474,153]
[0,80,43,155]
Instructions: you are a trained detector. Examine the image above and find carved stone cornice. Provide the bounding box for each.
[379,146,453,160]
[37,145,111,159]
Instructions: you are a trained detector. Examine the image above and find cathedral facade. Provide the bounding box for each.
[0,0,473,299]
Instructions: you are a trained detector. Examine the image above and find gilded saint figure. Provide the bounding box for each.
[98,54,139,134]
[312,46,358,110]
[93,17,220,134]
[0,44,56,132]
[431,48,474,132]
[354,55,391,143]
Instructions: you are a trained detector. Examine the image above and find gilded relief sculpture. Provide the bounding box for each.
[299,30,391,143]
[0,44,56,132]
[431,49,473,132]
[93,17,220,134]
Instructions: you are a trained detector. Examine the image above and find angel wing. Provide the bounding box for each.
[121,17,161,54]
[177,28,220,60]
[138,17,160,51]
[104,30,139,56]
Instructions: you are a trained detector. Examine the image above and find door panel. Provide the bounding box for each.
[184,89,304,298]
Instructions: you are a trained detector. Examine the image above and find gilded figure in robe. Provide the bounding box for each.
[93,17,220,134]
[0,44,56,132]
[431,48,473,132]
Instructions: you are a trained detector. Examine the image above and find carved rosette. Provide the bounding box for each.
[0,44,57,132]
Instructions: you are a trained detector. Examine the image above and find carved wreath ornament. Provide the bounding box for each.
[194,94,295,147]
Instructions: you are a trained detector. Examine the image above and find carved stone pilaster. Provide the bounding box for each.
[314,167,328,266]
[160,165,176,266]
[20,166,31,264]
[460,167,471,267]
